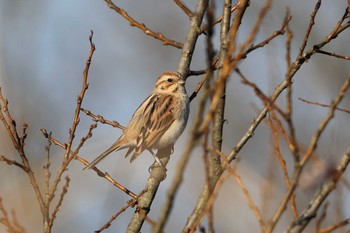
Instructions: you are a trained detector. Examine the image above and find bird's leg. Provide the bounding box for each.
[148,149,167,173]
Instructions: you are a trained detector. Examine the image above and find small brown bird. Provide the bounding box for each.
[84,71,189,169]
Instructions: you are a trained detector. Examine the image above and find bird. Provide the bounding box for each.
[84,71,189,170]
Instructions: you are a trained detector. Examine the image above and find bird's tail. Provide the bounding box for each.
[83,142,121,170]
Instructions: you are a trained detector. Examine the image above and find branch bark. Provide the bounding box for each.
[125,0,209,232]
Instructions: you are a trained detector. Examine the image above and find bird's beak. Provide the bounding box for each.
[178,79,185,85]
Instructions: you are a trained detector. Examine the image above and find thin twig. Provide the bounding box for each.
[266,114,298,218]
[173,0,194,18]
[49,176,70,229]
[199,3,239,34]
[242,12,292,57]
[286,145,350,233]
[96,201,136,233]
[319,217,350,233]
[316,49,350,60]
[198,0,271,132]
[284,10,300,163]
[188,9,290,103]
[0,155,26,171]
[0,88,19,148]
[271,75,350,233]
[96,190,146,233]
[299,97,350,114]
[314,203,328,233]
[187,151,238,232]
[48,31,96,206]
[81,107,125,130]
[104,0,183,49]
[189,57,219,102]
[0,83,46,225]
[230,167,268,233]
[297,0,322,58]
[40,129,138,200]
[0,197,26,233]
[235,68,286,118]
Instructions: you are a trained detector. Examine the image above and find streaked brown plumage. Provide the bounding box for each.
[84,71,189,169]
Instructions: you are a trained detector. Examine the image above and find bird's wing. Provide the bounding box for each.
[130,94,175,162]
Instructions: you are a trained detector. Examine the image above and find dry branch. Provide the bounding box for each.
[125,1,210,232]
[174,0,194,19]
[315,49,350,60]
[286,145,350,233]
[319,217,350,233]
[231,168,267,233]
[40,130,139,200]
[81,107,126,130]
[298,97,350,114]
[271,74,350,233]
[0,198,26,233]
[104,0,183,48]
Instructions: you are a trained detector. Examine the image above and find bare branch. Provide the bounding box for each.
[231,167,268,233]
[40,129,139,200]
[0,197,26,233]
[177,0,209,78]
[173,0,194,19]
[0,155,26,171]
[49,176,70,229]
[104,0,183,48]
[199,3,239,34]
[81,107,125,130]
[95,190,146,233]
[48,32,96,207]
[286,146,350,233]
[126,0,210,232]
[314,203,328,233]
[316,49,350,60]
[299,97,350,114]
[297,0,321,58]
[319,217,350,233]
[270,74,350,233]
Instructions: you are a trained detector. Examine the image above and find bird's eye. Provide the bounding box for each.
[167,78,173,83]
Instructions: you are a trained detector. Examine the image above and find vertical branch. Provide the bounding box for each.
[284,9,300,163]
[48,31,95,204]
[197,0,250,133]
[297,0,322,58]
[203,1,216,232]
[0,88,46,226]
[184,0,247,230]
[207,0,231,232]
[177,0,209,77]
[125,147,169,233]
[209,0,231,189]
[126,1,209,232]
[65,31,95,160]
[43,133,52,232]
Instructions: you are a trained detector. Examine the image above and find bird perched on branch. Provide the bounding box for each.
[84,71,189,170]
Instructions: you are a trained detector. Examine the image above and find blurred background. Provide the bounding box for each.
[0,0,349,232]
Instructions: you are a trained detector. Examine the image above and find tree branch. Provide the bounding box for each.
[104,0,183,48]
